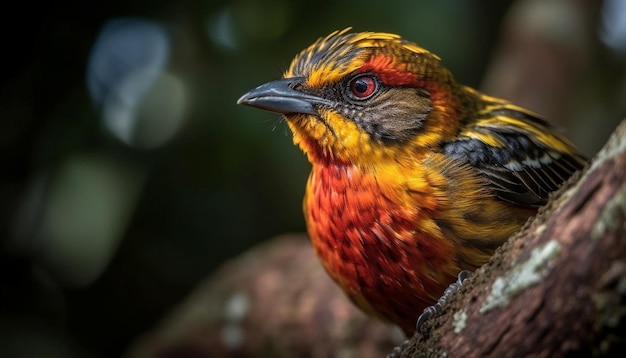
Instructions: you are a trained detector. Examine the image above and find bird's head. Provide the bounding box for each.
[238,29,467,166]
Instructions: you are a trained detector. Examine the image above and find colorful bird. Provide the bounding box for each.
[238,29,586,335]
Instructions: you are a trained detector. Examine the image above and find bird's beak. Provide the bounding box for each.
[237,77,328,116]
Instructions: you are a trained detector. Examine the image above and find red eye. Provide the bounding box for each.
[349,75,377,99]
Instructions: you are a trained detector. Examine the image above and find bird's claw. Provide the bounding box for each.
[416,270,472,333]
[386,269,469,358]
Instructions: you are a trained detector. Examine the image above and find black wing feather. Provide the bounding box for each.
[441,109,586,208]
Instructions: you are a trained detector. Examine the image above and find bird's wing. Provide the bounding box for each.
[441,105,586,208]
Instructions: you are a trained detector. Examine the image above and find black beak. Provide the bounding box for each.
[237,77,329,116]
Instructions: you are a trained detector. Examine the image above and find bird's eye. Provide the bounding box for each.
[349,75,377,99]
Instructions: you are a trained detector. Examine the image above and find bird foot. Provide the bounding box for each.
[416,270,471,333]
[385,270,472,358]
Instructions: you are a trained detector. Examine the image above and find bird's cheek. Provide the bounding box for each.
[322,110,368,144]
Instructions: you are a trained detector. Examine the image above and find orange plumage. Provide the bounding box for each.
[238,29,585,334]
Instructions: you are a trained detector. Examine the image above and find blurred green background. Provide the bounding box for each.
[0,0,624,356]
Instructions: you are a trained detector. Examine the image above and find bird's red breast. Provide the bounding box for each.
[304,157,455,332]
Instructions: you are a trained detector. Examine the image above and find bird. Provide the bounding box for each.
[237,28,586,335]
